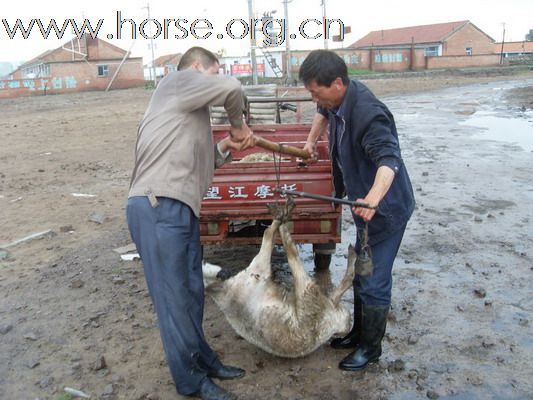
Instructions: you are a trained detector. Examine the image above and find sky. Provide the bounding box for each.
[1,0,532,67]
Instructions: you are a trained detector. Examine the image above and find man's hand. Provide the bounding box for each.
[230,121,252,143]
[352,166,396,222]
[302,113,327,164]
[303,140,318,164]
[219,129,256,152]
[352,196,379,222]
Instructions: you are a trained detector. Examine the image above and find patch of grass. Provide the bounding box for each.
[56,394,74,400]
[348,68,374,76]
[144,81,156,89]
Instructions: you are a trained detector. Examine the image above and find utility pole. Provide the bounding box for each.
[283,0,293,82]
[247,0,258,85]
[499,22,506,65]
[321,0,328,49]
[144,2,157,86]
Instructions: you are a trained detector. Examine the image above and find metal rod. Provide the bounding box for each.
[247,0,258,85]
[274,188,377,209]
[246,96,312,103]
[283,0,293,82]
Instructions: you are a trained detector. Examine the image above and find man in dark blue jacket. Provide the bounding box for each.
[300,50,415,371]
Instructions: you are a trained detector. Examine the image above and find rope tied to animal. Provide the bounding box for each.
[358,221,370,247]
[272,149,285,210]
[354,221,374,276]
[273,149,282,189]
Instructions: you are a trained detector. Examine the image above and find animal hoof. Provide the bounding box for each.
[267,198,296,223]
[216,268,234,281]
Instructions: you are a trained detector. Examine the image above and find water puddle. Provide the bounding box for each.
[461,112,533,151]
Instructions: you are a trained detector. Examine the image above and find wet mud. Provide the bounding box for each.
[1,70,532,400]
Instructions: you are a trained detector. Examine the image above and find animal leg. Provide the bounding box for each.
[330,244,356,305]
[259,219,281,257]
[247,219,281,276]
[279,223,310,299]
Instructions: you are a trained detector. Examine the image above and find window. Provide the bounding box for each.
[22,63,50,78]
[465,47,472,56]
[97,64,109,77]
[424,46,439,57]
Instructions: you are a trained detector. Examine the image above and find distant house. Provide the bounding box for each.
[495,41,533,59]
[2,37,144,98]
[154,53,182,77]
[351,21,495,54]
[344,20,499,71]
[288,21,501,74]
[151,51,282,79]
[218,53,274,78]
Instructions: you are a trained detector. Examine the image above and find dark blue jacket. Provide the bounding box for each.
[320,79,415,245]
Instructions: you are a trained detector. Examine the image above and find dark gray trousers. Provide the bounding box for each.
[126,196,222,395]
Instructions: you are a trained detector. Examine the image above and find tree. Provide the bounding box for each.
[526,29,533,41]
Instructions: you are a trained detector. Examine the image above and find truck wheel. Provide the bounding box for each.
[314,253,332,270]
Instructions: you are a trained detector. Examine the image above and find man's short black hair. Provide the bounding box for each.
[178,46,219,71]
[299,50,349,87]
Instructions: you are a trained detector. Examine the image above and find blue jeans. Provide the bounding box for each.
[126,196,222,395]
[354,224,406,306]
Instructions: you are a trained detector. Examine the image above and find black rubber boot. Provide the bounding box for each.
[331,286,362,349]
[338,304,389,371]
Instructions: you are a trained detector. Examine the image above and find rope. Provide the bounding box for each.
[273,150,284,209]
[273,149,282,189]
[357,221,370,253]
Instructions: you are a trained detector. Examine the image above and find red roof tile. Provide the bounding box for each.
[154,53,182,67]
[350,20,472,48]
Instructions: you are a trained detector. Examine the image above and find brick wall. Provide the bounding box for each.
[287,45,504,74]
[288,48,433,73]
[2,59,144,98]
[426,54,501,69]
[443,23,494,56]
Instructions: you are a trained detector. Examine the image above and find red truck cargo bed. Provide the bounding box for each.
[200,124,341,248]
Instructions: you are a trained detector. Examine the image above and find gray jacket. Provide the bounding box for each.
[128,69,244,217]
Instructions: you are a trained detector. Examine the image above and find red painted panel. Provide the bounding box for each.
[201,123,341,245]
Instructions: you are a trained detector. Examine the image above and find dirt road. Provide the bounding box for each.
[1,68,532,400]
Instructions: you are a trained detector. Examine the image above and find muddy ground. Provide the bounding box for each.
[1,67,532,400]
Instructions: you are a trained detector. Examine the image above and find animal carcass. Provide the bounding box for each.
[202,207,355,358]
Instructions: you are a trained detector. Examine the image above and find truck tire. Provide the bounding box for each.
[314,253,332,270]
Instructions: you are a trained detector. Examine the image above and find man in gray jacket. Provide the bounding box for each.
[127,47,254,400]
